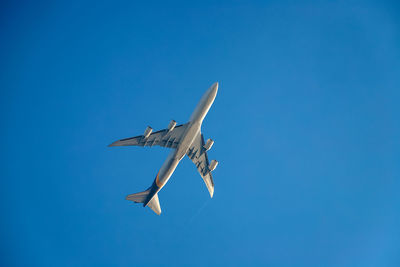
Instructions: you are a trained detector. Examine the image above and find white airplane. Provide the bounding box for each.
[109,82,219,215]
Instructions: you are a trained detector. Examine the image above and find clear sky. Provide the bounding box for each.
[1,1,399,266]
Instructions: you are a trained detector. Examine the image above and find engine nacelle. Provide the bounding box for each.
[203,138,214,151]
[209,160,218,172]
[168,120,177,131]
[143,126,153,138]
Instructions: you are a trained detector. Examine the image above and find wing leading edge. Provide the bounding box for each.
[186,132,215,197]
[109,123,189,149]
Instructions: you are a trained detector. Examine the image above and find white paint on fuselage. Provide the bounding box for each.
[153,82,218,191]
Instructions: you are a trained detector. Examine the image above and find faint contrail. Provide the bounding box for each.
[187,199,211,224]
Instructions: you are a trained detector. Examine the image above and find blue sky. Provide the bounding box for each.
[1,1,399,266]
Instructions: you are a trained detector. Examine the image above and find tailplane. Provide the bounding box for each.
[126,189,161,215]
[146,193,161,215]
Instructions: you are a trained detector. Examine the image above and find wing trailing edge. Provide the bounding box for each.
[186,132,215,198]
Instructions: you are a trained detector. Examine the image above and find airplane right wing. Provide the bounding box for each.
[109,122,189,149]
[186,132,215,198]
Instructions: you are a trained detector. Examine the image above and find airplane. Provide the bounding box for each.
[108,82,219,215]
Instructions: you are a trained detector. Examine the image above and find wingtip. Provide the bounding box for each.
[209,187,214,198]
[108,141,118,147]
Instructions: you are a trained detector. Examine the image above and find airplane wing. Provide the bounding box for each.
[186,132,215,197]
[109,123,189,149]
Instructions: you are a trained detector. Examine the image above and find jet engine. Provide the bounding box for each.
[168,120,176,131]
[203,138,214,151]
[143,126,153,138]
[209,160,218,172]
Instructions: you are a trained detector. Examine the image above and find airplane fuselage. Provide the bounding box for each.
[144,83,218,206]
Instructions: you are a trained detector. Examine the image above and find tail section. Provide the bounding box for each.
[126,189,161,215]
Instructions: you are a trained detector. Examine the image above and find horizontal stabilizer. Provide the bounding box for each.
[126,189,151,203]
[126,189,161,215]
[146,194,161,215]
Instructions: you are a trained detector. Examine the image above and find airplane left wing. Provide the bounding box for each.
[109,123,189,149]
[186,132,215,197]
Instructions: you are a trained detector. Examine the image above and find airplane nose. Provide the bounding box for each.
[210,82,218,95]
[202,82,218,101]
